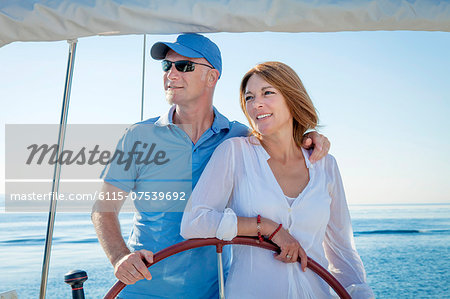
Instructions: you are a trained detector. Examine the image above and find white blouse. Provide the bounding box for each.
[181,137,374,299]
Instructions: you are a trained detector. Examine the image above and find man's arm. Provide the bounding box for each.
[301,131,331,163]
[91,182,153,285]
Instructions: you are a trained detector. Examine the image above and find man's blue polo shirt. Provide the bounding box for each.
[102,106,249,298]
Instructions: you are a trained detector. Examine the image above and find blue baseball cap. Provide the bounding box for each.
[151,33,222,77]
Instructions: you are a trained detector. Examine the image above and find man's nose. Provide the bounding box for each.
[166,64,180,80]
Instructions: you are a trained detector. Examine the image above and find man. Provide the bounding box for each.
[92,33,330,298]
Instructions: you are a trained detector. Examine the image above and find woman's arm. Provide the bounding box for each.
[181,139,308,268]
[181,140,238,239]
[324,155,375,299]
[180,140,273,240]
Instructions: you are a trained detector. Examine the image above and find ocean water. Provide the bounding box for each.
[0,198,449,298]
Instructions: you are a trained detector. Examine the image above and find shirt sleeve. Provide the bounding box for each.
[100,127,138,193]
[324,155,375,299]
[180,139,238,241]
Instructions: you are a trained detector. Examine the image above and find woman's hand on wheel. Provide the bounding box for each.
[271,228,307,271]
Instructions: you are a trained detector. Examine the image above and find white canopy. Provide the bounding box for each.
[1,0,449,47]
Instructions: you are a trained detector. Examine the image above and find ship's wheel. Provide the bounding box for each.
[104,237,351,299]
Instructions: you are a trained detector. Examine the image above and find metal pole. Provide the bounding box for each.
[140,34,146,121]
[217,252,225,299]
[39,39,78,299]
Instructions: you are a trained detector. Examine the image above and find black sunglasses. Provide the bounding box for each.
[161,60,213,72]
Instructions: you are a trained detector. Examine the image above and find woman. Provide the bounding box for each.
[181,62,374,298]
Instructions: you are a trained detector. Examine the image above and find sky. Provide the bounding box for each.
[0,31,449,205]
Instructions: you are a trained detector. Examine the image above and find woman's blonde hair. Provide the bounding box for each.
[239,61,318,148]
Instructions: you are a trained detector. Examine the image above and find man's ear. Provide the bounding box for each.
[207,69,220,87]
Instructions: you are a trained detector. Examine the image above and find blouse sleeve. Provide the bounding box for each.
[324,155,375,299]
[180,139,238,241]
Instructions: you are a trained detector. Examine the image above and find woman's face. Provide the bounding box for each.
[244,74,293,137]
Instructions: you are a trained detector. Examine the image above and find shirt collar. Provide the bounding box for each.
[255,136,314,169]
[301,147,314,169]
[154,105,176,127]
[211,106,230,133]
[154,105,230,133]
